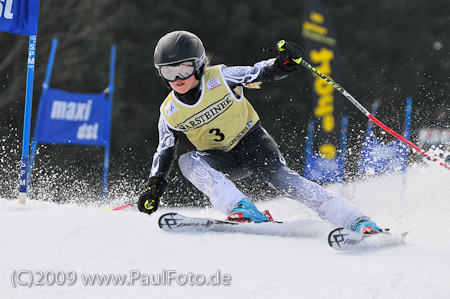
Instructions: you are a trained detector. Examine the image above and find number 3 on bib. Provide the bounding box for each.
[209,128,225,141]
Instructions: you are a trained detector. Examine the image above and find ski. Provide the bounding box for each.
[158,212,324,237]
[158,213,409,246]
[328,227,409,251]
[159,212,241,232]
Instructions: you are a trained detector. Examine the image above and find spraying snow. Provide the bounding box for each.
[1,162,450,299]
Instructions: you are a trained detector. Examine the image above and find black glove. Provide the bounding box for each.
[276,40,304,72]
[137,176,168,215]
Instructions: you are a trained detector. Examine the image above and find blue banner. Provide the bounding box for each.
[0,0,40,36]
[34,88,112,146]
[304,155,345,183]
[303,115,348,183]
[358,139,408,174]
[358,98,412,175]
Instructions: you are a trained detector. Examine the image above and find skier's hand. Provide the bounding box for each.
[276,40,304,72]
[137,176,167,215]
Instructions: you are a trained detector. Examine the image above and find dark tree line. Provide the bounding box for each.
[1,0,449,202]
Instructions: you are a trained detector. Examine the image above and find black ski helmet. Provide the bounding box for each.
[154,31,206,83]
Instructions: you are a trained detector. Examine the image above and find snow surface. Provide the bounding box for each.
[2,163,450,299]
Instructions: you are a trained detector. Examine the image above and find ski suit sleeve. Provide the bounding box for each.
[221,58,296,89]
[149,114,179,180]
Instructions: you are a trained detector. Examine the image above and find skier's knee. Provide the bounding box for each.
[178,152,195,177]
[260,164,291,182]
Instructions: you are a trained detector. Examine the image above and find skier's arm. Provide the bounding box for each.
[222,41,304,89]
[138,115,179,214]
[149,115,179,179]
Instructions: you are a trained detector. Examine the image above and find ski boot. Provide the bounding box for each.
[227,198,273,223]
[351,217,382,234]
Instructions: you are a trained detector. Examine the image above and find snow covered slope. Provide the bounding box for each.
[1,163,450,299]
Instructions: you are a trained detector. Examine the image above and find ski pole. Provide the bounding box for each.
[299,59,450,171]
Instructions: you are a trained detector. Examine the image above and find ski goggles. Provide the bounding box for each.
[158,61,196,82]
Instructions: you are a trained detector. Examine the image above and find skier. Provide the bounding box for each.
[138,30,381,234]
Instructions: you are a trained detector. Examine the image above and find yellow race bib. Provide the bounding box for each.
[160,65,259,151]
